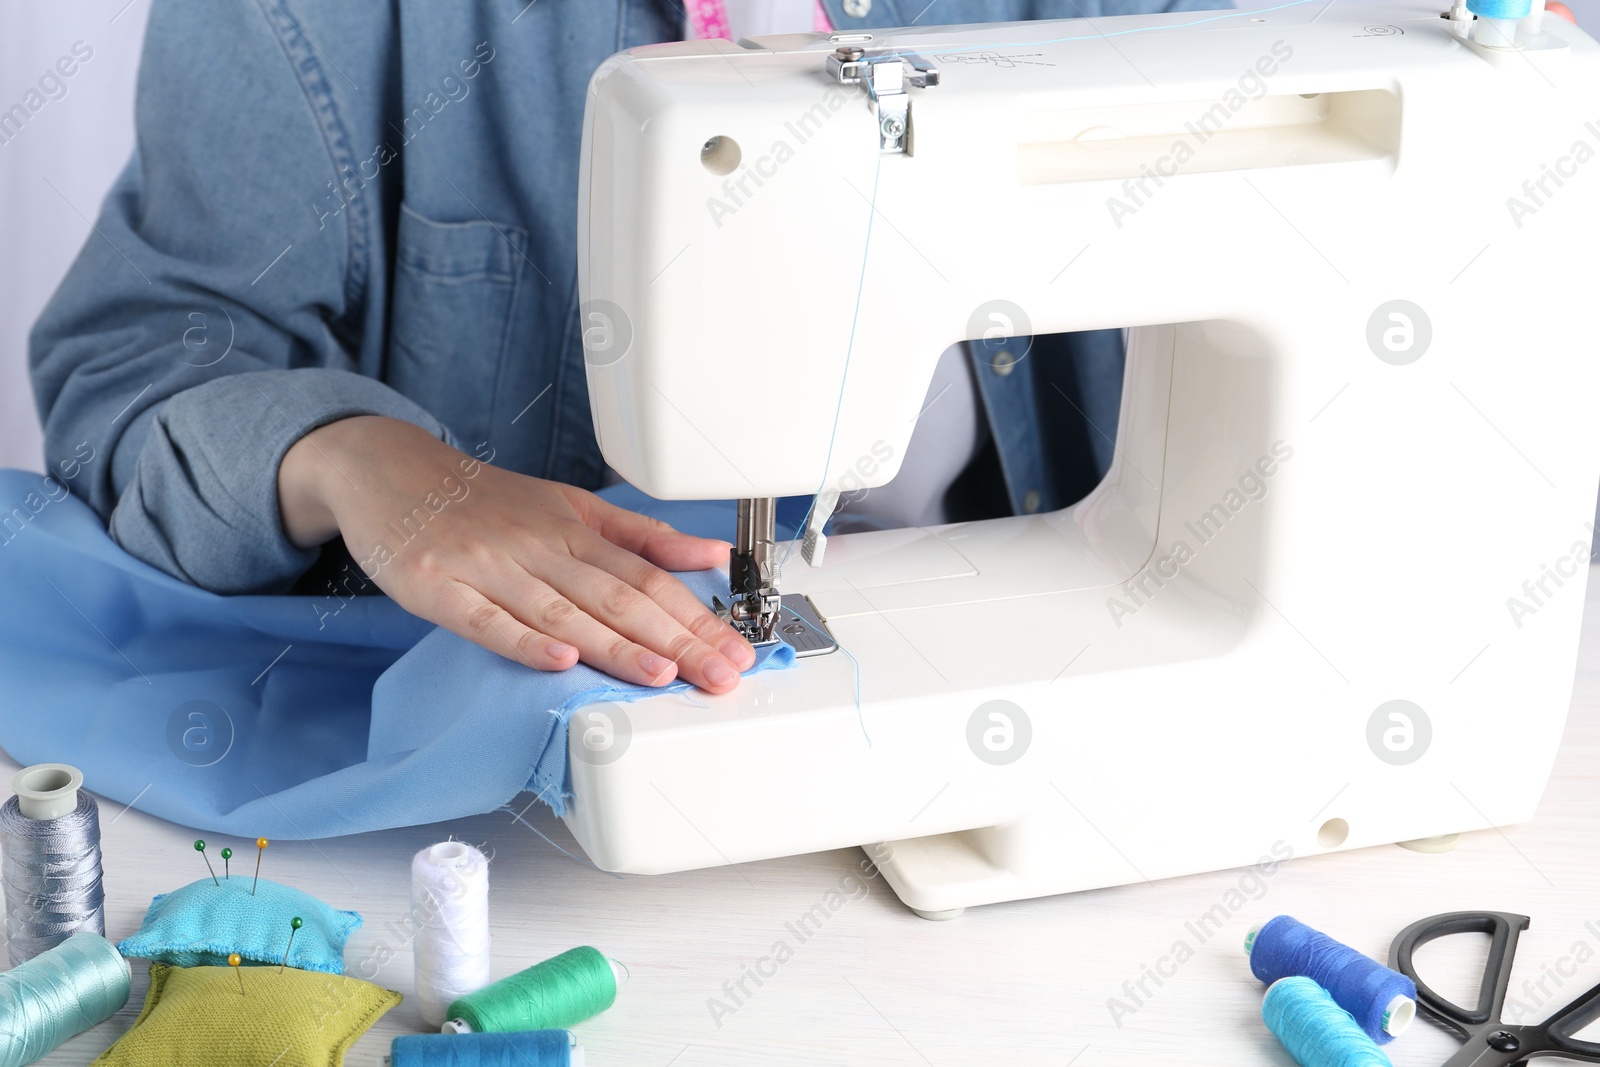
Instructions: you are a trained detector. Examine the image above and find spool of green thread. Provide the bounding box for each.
[442,946,619,1034]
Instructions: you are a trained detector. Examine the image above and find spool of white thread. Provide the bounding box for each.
[411,841,492,1028]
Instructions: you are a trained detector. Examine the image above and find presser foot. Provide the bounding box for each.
[714,593,839,658]
[714,590,780,644]
[726,497,783,645]
[730,592,782,645]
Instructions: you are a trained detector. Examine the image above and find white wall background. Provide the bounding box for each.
[0,2,149,475]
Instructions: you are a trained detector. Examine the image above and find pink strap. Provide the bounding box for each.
[686,0,834,40]
[685,0,731,40]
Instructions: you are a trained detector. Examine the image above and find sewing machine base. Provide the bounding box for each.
[560,570,1571,916]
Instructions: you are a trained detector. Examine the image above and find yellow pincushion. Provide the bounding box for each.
[91,963,399,1067]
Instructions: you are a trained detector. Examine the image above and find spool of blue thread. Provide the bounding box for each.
[1466,0,1533,19]
[1263,977,1392,1067]
[1246,915,1415,1044]
[390,1030,576,1067]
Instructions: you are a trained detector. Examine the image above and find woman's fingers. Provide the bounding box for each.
[400,521,746,692]
[573,491,734,572]
[535,549,746,693]
[313,424,757,690]
[430,577,582,672]
[432,566,683,688]
[568,533,757,671]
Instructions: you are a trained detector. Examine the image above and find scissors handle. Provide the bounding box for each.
[1391,911,1528,1036]
[1390,911,1600,1065]
[1542,975,1600,1061]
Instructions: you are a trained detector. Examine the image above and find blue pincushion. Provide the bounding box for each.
[116,877,361,974]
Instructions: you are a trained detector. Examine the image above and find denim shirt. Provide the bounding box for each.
[30,0,1226,595]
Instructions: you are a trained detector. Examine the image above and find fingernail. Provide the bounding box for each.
[704,658,737,687]
[721,637,755,669]
[547,641,577,661]
[639,652,675,679]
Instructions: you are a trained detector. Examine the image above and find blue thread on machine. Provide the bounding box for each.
[0,931,130,1067]
[1247,915,1416,1043]
[1263,976,1392,1067]
[784,0,1332,574]
[1465,0,1533,18]
[765,81,881,747]
[776,98,885,575]
[770,604,868,743]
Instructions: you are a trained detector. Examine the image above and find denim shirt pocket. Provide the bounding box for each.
[388,202,527,450]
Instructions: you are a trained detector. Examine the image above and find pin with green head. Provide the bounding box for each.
[194,840,219,886]
[279,917,303,972]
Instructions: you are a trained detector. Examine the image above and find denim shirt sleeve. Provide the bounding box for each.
[28,0,445,594]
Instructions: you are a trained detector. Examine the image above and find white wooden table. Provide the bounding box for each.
[13,570,1600,1066]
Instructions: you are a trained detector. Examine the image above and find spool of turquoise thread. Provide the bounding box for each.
[1263,976,1392,1067]
[0,931,130,1067]
[1466,0,1533,19]
[443,947,619,1035]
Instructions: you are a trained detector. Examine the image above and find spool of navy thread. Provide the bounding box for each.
[390,1030,574,1067]
[1246,916,1416,1043]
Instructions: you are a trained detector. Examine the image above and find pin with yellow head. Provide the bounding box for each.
[252,838,268,896]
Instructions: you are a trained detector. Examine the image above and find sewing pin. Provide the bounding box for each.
[252,838,268,895]
[279,917,303,972]
[229,953,245,996]
[194,840,219,886]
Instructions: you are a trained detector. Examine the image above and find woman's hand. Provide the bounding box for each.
[278,415,755,693]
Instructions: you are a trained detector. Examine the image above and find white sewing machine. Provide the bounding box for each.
[569,0,1600,917]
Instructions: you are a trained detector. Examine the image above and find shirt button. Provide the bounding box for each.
[843,0,872,16]
[989,349,1015,376]
[1023,490,1041,514]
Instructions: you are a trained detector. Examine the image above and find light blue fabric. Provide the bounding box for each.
[0,469,794,838]
[117,877,361,974]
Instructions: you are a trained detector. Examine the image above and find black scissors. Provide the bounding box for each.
[1389,911,1600,1066]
